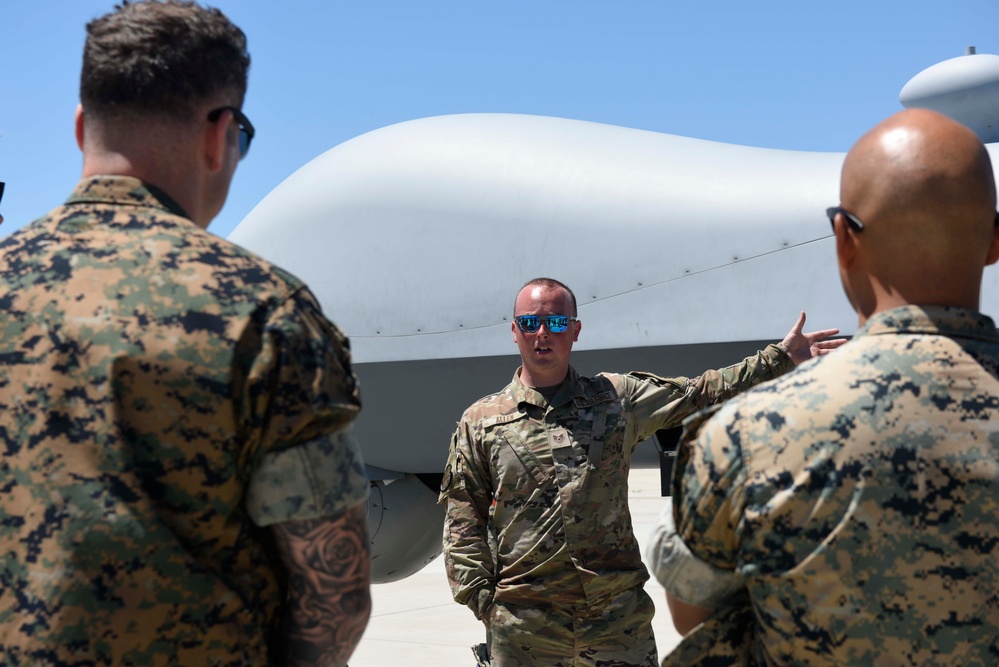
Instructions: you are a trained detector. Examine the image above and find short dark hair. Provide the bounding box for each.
[516,277,578,317]
[80,0,250,122]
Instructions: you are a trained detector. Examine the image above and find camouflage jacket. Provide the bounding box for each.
[439,344,791,619]
[0,177,368,666]
[670,305,999,666]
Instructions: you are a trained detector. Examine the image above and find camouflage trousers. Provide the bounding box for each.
[484,585,658,666]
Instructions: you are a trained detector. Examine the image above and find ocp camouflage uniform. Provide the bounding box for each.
[0,177,369,666]
[440,344,792,666]
[663,305,999,666]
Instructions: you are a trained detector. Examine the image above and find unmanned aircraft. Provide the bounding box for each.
[229,48,999,582]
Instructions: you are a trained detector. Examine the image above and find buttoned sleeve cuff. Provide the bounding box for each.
[246,424,369,526]
[646,504,745,608]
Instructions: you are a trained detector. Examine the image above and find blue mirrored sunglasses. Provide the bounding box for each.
[207,106,255,159]
[515,314,577,333]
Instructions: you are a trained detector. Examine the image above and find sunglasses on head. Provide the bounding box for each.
[515,314,577,333]
[207,106,255,159]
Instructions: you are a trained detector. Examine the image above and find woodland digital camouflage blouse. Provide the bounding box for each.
[672,306,999,666]
[0,177,368,665]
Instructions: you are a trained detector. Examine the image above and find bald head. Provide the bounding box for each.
[837,109,999,319]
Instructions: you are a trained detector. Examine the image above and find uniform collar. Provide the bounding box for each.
[66,176,191,221]
[858,305,998,343]
[510,365,581,409]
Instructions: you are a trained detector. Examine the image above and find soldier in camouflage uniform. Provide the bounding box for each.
[0,2,370,665]
[440,277,842,666]
[652,108,999,666]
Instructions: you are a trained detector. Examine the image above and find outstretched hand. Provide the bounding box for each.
[781,311,847,365]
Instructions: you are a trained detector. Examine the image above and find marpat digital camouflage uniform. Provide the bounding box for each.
[440,344,792,666]
[0,177,369,666]
[665,305,999,666]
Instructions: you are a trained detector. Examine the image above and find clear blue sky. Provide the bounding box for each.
[1,0,995,239]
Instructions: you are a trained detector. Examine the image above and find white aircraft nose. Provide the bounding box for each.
[899,48,999,143]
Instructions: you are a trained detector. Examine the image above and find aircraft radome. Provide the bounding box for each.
[229,50,999,583]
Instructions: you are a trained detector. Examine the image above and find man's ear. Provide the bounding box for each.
[986,217,999,266]
[75,105,85,151]
[834,214,858,271]
[203,109,230,172]
[572,320,581,343]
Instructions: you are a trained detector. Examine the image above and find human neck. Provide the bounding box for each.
[519,367,569,389]
[81,150,206,227]
[857,281,981,326]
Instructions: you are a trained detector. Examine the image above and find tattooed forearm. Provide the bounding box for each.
[272,503,372,667]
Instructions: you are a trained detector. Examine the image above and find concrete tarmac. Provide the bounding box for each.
[349,467,683,666]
